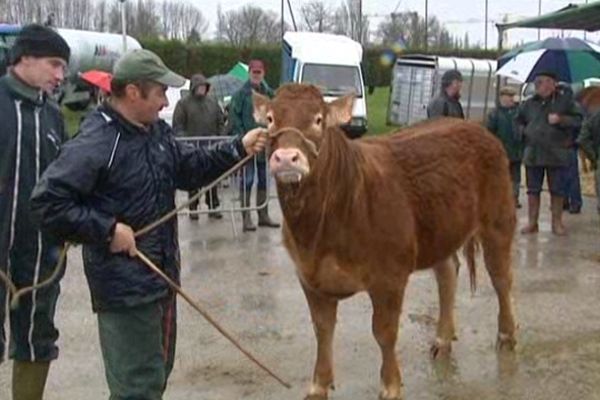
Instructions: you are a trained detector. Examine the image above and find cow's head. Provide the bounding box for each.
[253,84,354,184]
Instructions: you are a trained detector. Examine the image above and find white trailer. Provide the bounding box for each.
[387,55,498,126]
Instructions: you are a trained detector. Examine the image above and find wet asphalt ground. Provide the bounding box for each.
[1,191,600,400]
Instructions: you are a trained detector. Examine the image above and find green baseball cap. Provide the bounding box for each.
[113,49,186,87]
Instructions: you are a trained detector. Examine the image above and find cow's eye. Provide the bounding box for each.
[315,115,323,126]
[267,115,274,125]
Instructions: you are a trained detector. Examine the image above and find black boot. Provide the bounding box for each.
[241,190,256,232]
[206,188,223,219]
[257,189,280,228]
[188,190,199,220]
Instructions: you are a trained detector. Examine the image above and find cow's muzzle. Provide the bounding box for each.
[269,148,310,183]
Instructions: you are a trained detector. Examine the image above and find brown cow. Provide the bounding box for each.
[254,84,517,400]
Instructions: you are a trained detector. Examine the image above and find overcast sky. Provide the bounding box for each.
[191,0,599,48]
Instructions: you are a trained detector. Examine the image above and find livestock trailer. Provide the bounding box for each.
[387,55,500,126]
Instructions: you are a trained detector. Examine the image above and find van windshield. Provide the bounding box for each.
[301,64,363,97]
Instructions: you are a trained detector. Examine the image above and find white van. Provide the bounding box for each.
[281,31,368,138]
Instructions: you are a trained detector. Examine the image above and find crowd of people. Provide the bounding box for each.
[428,68,599,236]
[0,24,269,400]
[0,23,599,400]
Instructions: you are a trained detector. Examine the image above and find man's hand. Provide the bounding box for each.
[548,113,561,125]
[242,127,268,156]
[109,223,137,257]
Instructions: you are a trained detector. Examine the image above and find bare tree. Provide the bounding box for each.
[159,2,207,40]
[332,0,369,44]
[136,0,160,38]
[216,5,282,47]
[178,4,208,41]
[109,0,137,35]
[94,0,109,32]
[69,0,94,29]
[376,11,455,50]
[300,1,334,33]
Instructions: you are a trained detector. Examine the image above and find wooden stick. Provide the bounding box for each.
[135,250,292,389]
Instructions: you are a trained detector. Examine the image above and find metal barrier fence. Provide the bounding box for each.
[175,136,276,236]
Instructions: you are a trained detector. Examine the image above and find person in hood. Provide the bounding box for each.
[427,69,465,119]
[173,73,225,220]
[0,24,70,400]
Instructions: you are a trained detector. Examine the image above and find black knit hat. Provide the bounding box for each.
[441,69,463,89]
[10,24,70,65]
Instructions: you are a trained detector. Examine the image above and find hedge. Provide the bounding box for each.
[140,39,503,88]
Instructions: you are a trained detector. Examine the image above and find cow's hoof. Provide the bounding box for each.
[430,337,452,359]
[304,395,328,400]
[496,332,517,351]
[304,383,332,400]
[379,388,403,400]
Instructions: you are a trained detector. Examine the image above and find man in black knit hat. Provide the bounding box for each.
[0,24,70,400]
[427,69,465,119]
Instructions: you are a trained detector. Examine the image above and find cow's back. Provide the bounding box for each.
[362,118,513,269]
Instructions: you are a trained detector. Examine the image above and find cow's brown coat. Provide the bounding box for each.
[254,84,517,400]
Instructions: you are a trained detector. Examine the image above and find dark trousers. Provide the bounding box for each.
[240,159,268,193]
[188,187,220,211]
[564,148,583,209]
[509,161,522,199]
[0,242,64,362]
[97,295,177,400]
[526,166,568,197]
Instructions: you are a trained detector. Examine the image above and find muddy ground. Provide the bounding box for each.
[1,192,600,400]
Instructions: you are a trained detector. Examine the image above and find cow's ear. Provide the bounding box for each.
[252,91,271,125]
[326,94,354,127]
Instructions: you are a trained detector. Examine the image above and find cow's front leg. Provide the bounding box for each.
[369,275,409,400]
[301,284,339,400]
[431,258,458,358]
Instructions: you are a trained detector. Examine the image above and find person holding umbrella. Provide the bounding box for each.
[515,71,583,236]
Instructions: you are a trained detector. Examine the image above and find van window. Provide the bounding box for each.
[302,64,363,97]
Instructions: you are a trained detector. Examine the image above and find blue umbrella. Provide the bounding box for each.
[496,37,600,83]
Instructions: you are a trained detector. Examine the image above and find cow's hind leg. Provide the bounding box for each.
[369,274,409,400]
[431,258,458,358]
[480,220,517,351]
[301,285,338,400]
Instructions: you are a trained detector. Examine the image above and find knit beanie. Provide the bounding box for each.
[10,24,70,65]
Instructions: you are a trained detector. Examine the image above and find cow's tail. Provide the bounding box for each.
[463,237,480,295]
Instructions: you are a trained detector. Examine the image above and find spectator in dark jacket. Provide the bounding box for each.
[487,86,523,207]
[173,73,225,220]
[427,69,465,119]
[578,108,600,215]
[515,71,582,236]
[557,83,584,214]
[0,24,70,400]
[230,59,280,231]
[30,49,267,400]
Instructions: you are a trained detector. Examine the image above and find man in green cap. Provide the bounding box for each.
[30,49,267,399]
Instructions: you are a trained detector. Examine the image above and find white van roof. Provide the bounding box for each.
[283,31,363,65]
